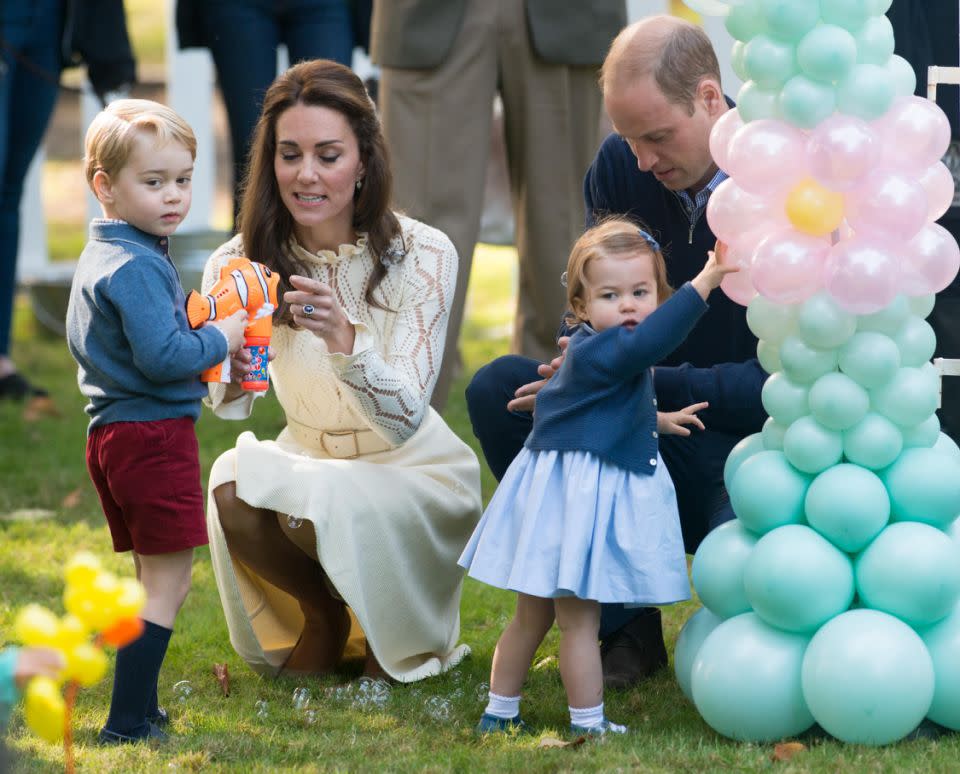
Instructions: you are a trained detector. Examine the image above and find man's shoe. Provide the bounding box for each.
[600,608,668,690]
[476,713,527,734]
[97,721,168,745]
[571,719,628,735]
[148,707,169,728]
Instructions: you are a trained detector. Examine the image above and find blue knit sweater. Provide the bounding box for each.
[526,283,707,475]
[66,221,228,432]
[583,131,766,435]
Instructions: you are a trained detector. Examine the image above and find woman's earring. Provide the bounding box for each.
[356,178,363,191]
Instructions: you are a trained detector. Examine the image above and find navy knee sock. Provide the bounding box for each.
[103,620,172,736]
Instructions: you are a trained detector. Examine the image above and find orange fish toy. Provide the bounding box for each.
[186,258,280,391]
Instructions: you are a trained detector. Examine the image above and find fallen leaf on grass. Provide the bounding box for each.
[23,396,60,421]
[538,736,586,749]
[533,656,556,671]
[213,663,230,696]
[61,489,83,509]
[772,741,807,762]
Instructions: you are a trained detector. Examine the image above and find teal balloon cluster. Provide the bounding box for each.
[678,288,960,744]
[722,0,912,127]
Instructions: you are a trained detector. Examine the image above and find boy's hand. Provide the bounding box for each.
[15,647,65,690]
[506,336,570,413]
[209,309,249,353]
[657,401,709,436]
[690,240,738,301]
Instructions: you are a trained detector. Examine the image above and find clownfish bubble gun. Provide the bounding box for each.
[186,258,280,391]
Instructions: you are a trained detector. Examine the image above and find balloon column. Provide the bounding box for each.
[12,552,145,769]
[677,0,960,746]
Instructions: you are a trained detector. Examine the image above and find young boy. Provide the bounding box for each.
[66,99,247,745]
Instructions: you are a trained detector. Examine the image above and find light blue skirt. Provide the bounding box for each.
[458,448,691,604]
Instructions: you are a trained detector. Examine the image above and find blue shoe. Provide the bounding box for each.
[97,721,168,745]
[570,719,628,736]
[476,713,527,734]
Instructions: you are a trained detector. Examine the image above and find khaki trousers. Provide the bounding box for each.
[378,0,604,410]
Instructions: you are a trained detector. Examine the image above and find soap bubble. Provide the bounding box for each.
[254,699,269,720]
[172,680,193,704]
[424,696,451,722]
[292,687,311,710]
[475,682,490,703]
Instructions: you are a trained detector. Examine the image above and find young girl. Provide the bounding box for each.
[459,217,736,734]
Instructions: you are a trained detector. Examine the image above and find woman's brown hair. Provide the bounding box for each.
[237,59,401,321]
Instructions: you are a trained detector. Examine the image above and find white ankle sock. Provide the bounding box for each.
[569,702,605,728]
[485,692,521,719]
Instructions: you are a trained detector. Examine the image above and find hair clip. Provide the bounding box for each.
[560,271,568,288]
[639,229,660,252]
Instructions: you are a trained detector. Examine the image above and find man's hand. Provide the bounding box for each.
[657,401,709,436]
[506,336,569,413]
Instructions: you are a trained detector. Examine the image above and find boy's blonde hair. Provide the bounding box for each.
[83,99,196,191]
[565,217,673,326]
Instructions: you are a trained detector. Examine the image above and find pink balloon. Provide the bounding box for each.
[877,96,952,170]
[706,179,781,243]
[751,228,830,304]
[710,109,744,174]
[807,115,879,192]
[823,236,900,313]
[726,119,807,195]
[721,266,757,306]
[899,223,960,295]
[919,162,956,222]
[719,226,768,306]
[845,168,928,241]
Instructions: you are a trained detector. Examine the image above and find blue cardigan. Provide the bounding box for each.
[583,131,767,436]
[526,283,707,474]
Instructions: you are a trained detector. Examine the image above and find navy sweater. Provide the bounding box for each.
[583,132,766,435]
[527,283,707,474]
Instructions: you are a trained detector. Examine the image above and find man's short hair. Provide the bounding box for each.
[83,99,196,189]
[601,18,721,113]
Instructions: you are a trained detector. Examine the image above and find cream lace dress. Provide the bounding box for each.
[202,215,482,682]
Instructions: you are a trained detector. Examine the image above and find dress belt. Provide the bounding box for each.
[286,418,393,459]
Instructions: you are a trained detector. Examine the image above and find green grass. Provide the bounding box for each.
[3,246,959,772]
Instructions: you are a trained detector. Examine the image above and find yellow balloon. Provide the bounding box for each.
[114,578,146,619]
[785,178,844,236]
[64,551,101,588]
[53,615,89,651]
[65,643,108,687]
[24,677,65,743]
[63,585,100,630]
[14,605,60,647]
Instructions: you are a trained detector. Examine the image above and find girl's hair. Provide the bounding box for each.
[83,98,196,190]
[565,216,672,326]
[238,58,401,321]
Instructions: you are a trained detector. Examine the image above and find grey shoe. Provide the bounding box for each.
[97,721,168,745]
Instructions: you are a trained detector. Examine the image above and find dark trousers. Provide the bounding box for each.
[465,355,741,638]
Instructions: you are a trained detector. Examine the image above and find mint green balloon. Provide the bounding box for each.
[805,463,890,553]
[748,295,799,342]
[871,366,939,427]
[919,603,960,730]
[892,317,936,367]
[868,0,893,13]
[744,524,854,632]
[737,80,781,123]
[757,339,782,374]
[691,519,757,619]
[809,372,869,430]
[801,609,934,745]
[730,450,810,535]
[693,613,814,742]
[838,331,901,388]
[725,0,767,42]
[907,293,936,319]
[724,432,766,491]
[951,516,960,544]
[744,34,798,90]
[759,0,819,43]
[820,0,872,32]
[933,432,960,463]
[779,336,838,384]
[762,372,810,425]
[842,412,903,469]
[783,415,843,474]
[856,521,960,627]
[731,40,749,82]
[778,75,837,129]
[762,416,787,450]
[797,25,857,83]
[857,294,909,335]
[855,14,895,65]
[675,607,724,703]
[837,63,894,120]
[887,54,917,97]
[798,293,857,350]
[881,447,960,528]
[901,413,940,448]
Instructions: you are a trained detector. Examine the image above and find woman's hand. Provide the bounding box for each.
[284,275,356,354]
[657,401,708,436]
[223,345,276,399]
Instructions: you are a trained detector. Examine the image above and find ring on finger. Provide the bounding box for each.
[303,304,315,316]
